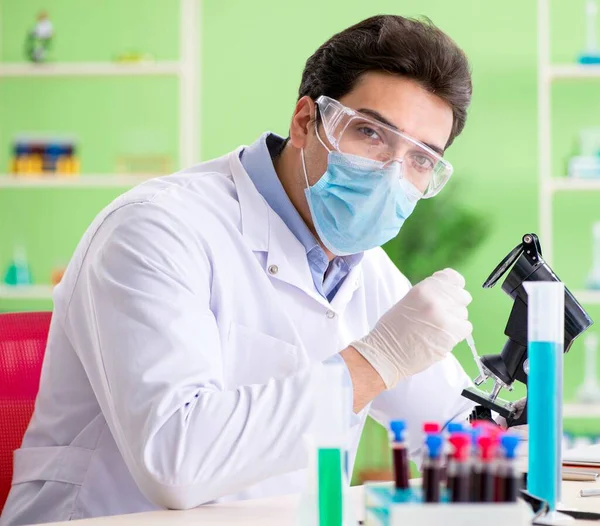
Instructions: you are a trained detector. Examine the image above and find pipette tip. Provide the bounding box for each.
[466,335,486,378]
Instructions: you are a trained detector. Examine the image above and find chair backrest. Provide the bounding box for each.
[0,312,51,512]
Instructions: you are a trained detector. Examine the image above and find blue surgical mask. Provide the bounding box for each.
[302,147,422,256]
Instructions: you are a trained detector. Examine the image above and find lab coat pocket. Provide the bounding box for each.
[225,323,298,387]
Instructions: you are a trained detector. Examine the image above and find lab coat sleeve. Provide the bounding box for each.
[63,203,330,510]
[367,251,476,457]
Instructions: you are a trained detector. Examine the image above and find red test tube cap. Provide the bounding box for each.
[473,420,503,438]
[449,432,471,461]
[477,435,497,462]
[423,422,441,434]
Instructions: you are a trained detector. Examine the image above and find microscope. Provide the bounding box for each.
[461,233,594,427]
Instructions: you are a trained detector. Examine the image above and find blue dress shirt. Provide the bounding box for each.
[240,132,362,302]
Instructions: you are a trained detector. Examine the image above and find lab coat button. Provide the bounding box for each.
[326,310,336,319]
[268,265,279,275]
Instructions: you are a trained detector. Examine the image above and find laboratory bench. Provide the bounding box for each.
[30,481,600,526]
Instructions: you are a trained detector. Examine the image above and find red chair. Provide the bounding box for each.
[0,312,51,512]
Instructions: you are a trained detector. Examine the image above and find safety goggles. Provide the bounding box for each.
[315,95,454,198]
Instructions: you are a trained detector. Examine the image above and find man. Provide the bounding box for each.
[1,14,476,525]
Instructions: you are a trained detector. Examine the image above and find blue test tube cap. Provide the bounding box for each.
[15,143,30,155]
[46,143,62,156]
[390,420,406,443]
[447,422,464,434]
[500,434,520,459]
[425,433,444,459]
[469,428,482,448]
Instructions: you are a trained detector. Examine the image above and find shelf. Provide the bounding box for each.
[549,64,600,80]
[0,174,154,188]
[549,178,600,192]
[571,290,600,304]
[0,285,54,300]
[0,61,181,78]
[564,403,600,418]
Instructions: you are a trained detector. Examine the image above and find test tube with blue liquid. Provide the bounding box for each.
[525,281,566,519]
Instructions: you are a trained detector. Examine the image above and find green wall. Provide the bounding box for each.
[0,0,180,312]
[2,0,600,476]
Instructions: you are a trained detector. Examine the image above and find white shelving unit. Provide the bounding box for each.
[564,402,600,418]
[571,289,600,304]
[0,174,154,188]
[538,0,600,306]
[539,2,600,422]
[548,178,600,192]
[548,64,600,80]
[0,62,182,78]
[0,285,54,300]
[0,0,200,301]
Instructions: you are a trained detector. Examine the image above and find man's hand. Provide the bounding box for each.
[350,268,473,389]
[496,398,529,439]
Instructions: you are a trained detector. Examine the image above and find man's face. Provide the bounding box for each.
[298,71,454,188]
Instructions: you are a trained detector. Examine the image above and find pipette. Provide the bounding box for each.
[466,335,485,379]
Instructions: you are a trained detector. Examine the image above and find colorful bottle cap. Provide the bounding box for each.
[471,420,488,428]
[425,434,444,459]
[500,434,520,459]
[423,422,441,434]
[477,435,497,461]
[447,422,464,433]
[468,427,482,448]
[472,420,497,431]
[449,433,471,461]
[15,143,30,155]
[46,143,62,157]
[390,420,406,443]
[472,420,503,439]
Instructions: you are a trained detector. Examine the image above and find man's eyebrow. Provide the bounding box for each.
[357,107,445,156]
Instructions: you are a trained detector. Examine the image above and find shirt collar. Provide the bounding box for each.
[240,132,363,270]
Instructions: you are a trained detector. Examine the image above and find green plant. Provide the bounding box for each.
[384,183,491,283]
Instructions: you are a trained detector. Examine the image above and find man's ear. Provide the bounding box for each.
[289,96,315,149]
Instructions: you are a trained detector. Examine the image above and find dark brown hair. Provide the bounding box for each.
[299,15,472,147]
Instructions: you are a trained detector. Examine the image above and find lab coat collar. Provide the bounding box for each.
[229,146,270,253]
[228,148,362,311]
[330,264,363,312]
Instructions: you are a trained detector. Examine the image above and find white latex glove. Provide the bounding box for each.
[351,268,473,389]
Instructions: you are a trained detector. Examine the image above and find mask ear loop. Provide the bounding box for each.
[300,148,311,190]
[301,103,331,190]
[314,121,331,153]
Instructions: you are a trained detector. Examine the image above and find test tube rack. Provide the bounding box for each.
[364,482,531,526]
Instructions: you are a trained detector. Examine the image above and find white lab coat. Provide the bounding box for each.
[0,147,475,525]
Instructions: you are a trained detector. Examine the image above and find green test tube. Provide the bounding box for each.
[318,447,343,526]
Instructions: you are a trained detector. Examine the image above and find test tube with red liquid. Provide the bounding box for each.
[390,420,410,493]
[422,433,444,503]
[447,433,471,502]
[495,434,521,502]
[473,435,497,502]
